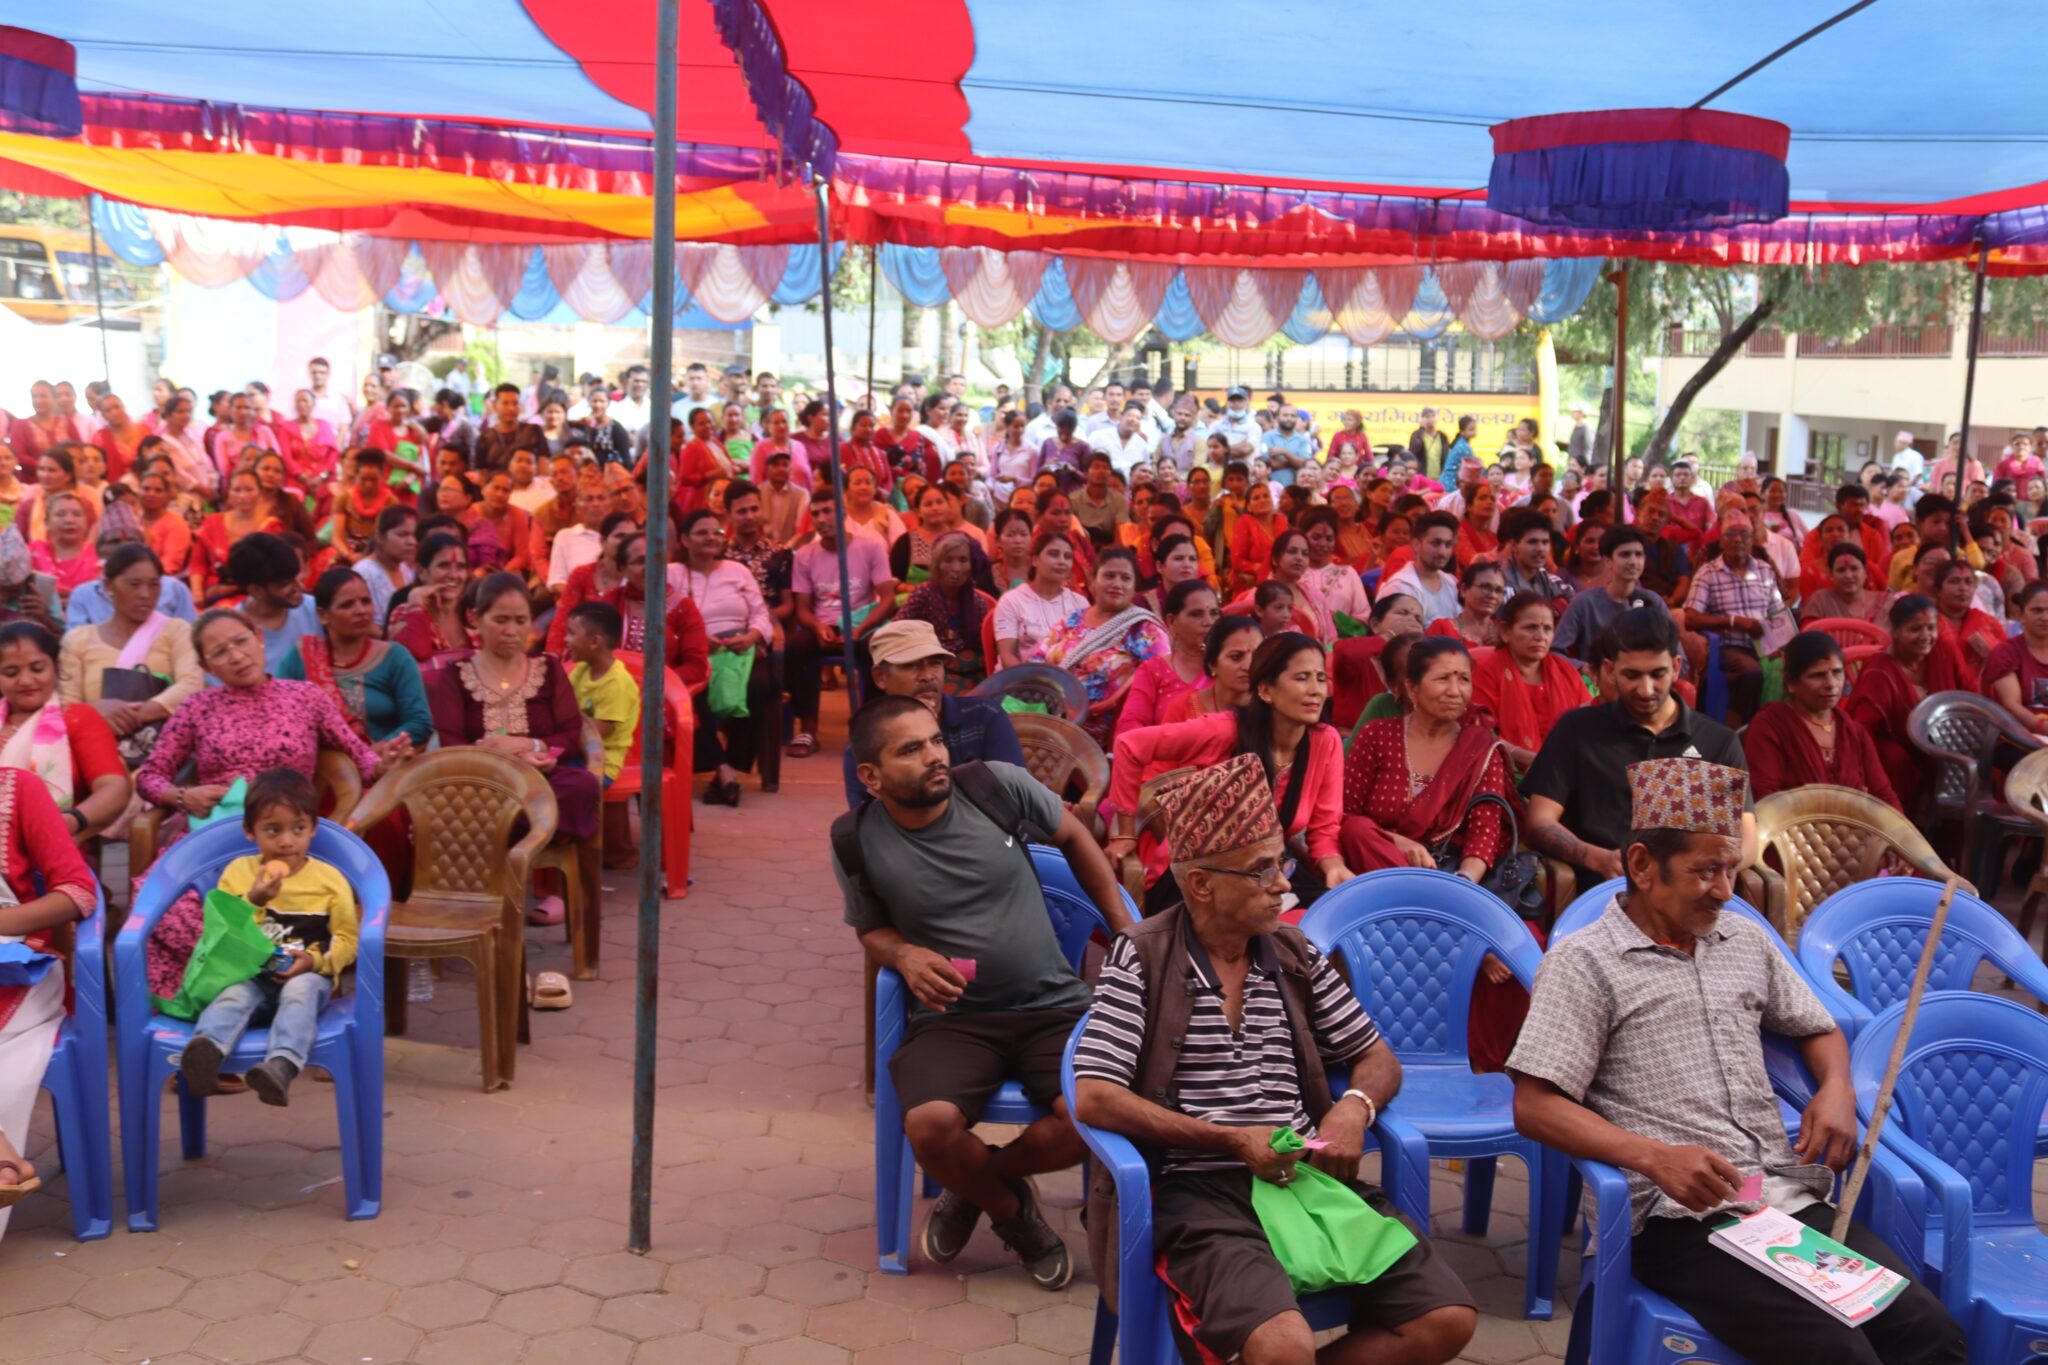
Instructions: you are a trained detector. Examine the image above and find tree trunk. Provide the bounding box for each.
[1024,321,1052,407]
[1590,384,1615,470]
[1640,298,1777,468]
[899,301,924,382]
[935,300,958,379]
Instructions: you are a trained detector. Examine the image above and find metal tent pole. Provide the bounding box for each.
[1951,245,1989,545]
[629,0,680,1258]
[817,181,860,689]
[1609,265,1629,496]
[864,245,878,412]
[86,196,112,386]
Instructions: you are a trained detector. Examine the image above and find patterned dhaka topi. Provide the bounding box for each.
[1626,757,1746,838]
[1155,751,1282,864]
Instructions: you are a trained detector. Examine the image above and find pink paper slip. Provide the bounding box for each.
[1736,1173,1764,1202]
[947,957,978,982]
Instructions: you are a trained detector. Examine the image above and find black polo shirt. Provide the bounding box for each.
[1520,696,1747,856]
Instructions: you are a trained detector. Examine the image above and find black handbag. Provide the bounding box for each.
[1433,789,1545,917]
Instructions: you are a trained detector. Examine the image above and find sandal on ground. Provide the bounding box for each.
[526,895,566,927]
[0,1160,39,1209]
[785,733,817,758]
[528,971,574,1010]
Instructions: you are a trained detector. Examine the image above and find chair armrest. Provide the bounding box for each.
[342,766,406,833]
[874,967,907,1069]
[1069,1103,1162,1346]
[1863,1123,1974,1316]
[1855,1140,1934,1284]
[127,805,165,878]
[1368,1109,1433,1230]
[1571,1156,1636,1363]
[1115,852,1146,908]
[1797,973,1875,1041]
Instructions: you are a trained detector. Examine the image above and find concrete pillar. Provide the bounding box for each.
[1778,410,1810,476]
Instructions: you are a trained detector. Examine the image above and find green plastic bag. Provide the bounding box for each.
[1759,653,1785,705]
[707,649,755,720]
[1333,611,1371,639]
[153,889,279,1021]
[999,695,1051,715]
[1249,1129,1419,1296]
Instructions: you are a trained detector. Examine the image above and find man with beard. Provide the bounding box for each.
[1522,607,1748,882]
[1259,406,1313,487]
[1511,758,1963,1365]
[839,621,1024,806]
[835,696,1129,1290]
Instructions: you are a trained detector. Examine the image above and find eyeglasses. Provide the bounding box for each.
[1194,859,1296,889]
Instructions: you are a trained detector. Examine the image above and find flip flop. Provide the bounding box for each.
[526,895,566,927]
[0,1160,39,1209]
[785,733,817,758]
[528,971,573,1010]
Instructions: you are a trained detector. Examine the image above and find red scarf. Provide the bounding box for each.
[1469,647,1590,753]
[1338,721,1506,870]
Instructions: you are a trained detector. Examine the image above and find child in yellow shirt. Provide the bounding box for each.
[566,601,641,785]
[180,768,358,1107]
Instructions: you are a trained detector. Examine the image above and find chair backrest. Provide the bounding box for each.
[1029,844,1139,964]
[1907,690,2019,813]
[967,663,1087,723]
[1752,783,1967,942]
[1849,992,2048,1228]
[1802,616,1890,652]
[1009,712,1109,815]
[346,748,556,906]
[2003,745,2048,829]
[1298,868,1541,1065]
[314,749,364,822]
[1797,879,2048,1024]
[118,818,391,1021]
[609,650,695,772]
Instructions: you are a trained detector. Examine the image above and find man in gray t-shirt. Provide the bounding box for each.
[836,697,1129,1291]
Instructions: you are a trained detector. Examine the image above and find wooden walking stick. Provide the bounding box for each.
[1830,877,1960,1242]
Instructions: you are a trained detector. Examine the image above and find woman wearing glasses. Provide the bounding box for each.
[1105,632,1351,915]
[1427,558,1505,649]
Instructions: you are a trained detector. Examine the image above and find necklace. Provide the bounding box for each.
[474,652,526,693]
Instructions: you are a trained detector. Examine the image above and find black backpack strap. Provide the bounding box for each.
[829,803,870,890]
[950,760,1049,844]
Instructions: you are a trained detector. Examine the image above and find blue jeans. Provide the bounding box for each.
[192,972,333,1069]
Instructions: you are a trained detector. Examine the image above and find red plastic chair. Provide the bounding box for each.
[1803,616,1889,651]
[981,610,1002,674]
[606,650,694,898]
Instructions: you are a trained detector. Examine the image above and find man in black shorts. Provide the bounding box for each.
[1074,753,1475,1364]
[836,696,1130,1288]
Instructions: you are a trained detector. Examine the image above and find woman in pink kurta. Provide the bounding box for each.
[1104,632,1349,915]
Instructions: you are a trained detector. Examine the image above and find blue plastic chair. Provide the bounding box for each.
[1548,879,1915,1365]
[37,886,113,1240]
[1062,1009,1434,1365]
[115,818,389,1230]
[1796,877,2048,1163]
[1848,992,2048,1362]
[872,843,1138,1273]
[1299,867,1564,1319]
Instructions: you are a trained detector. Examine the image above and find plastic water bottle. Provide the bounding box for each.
[407,960,434,1003]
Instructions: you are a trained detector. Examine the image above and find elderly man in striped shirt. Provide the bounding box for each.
[1073,753,1474,1365]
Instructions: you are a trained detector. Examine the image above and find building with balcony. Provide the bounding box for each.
[1656,320,2048,487]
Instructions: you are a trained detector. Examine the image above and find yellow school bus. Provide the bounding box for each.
[0,225,138,323]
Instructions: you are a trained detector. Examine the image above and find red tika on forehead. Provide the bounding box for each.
[1155,751,1282,863]
[1626,758,1745,838]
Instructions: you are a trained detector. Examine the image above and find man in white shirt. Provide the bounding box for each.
[1380,512,1463,625]
[1211,386,1262,459]
[305,355,356,432]
[1889,429,1927,487]
[1023,385,1076,450]
[1742,489,1802,608]
[546,485,613,591]
[1090,403,1156,478]
[351,504,418,629]
[1130,380,1173,444]
[610,366,652,437]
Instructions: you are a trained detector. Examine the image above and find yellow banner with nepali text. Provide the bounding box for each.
[1191,391,1539,459]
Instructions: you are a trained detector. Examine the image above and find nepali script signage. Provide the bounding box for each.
[1191,391,1540,456]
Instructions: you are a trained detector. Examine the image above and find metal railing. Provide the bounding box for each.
[1797,324,1952,358]
[1185,342,1534,394]
[1980,325,2048,357]
[1662,326,1786,358]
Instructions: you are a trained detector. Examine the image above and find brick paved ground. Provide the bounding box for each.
[2,692,2041,1363]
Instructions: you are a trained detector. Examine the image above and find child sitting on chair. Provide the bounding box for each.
[179,767,358,1107]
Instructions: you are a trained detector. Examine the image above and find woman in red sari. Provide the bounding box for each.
[278,387,339,488]
[387,531,472,664]
[1226,483,1285,595]
[190,470,282,599]
[1339,635,1531,1071]
[1329,591,1426,729]
[1844,594,1972,802]
[1427,558,1505,649]
[1981,580,2048,736]
[1933,558,2002,682]
[1748,632,1899,807]
[1455,483,1500,570]
[1468,593,1591,772]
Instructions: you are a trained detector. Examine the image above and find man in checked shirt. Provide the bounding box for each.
[1510,758,1962,1364]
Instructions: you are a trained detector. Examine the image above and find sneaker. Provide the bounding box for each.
[179,1036,224,1098]
[990,1177,1072,1290]
[920,1187,981,1264]
[246,1057,300,1108]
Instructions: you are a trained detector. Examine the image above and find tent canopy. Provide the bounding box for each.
[6,1,2046,265]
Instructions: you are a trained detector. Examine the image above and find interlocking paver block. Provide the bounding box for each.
[388,1279,497,1331]
[188,1312,315,1365]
